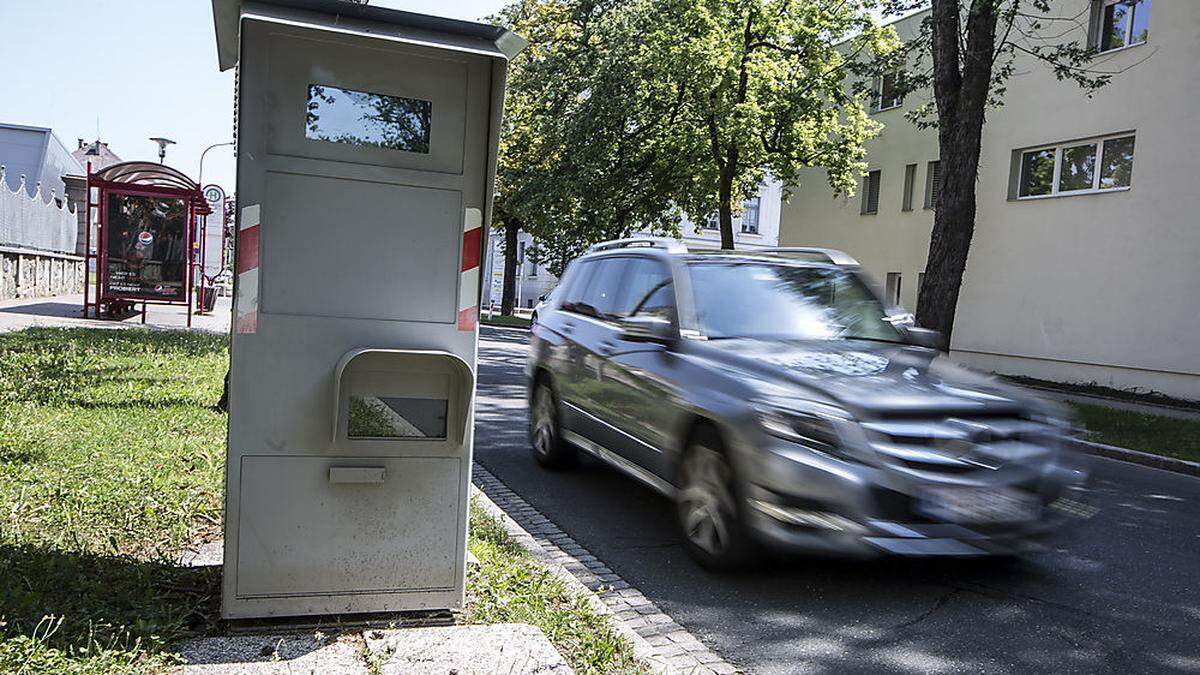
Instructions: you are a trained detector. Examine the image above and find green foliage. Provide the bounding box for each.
[0,328,227,672]
[467,501,640,673]
[494,0,898,260]
[640,0,899,221]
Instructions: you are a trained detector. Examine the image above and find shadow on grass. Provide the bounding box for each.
[0,543,221,657]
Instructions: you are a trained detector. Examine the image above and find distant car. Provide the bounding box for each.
[525,238,1089,568]
[530,287,557,327]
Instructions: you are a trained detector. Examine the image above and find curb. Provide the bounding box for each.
[471,464,739,674]
[1069,438,1200,478]
[479,321,532,332]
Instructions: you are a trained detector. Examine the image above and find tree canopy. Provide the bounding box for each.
[494,0,902,268]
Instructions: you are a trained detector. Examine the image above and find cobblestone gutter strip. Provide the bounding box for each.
[472,464,739,675]
[1069,438,1200,478]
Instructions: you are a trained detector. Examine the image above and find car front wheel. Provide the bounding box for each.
[676,438,755,569]
[530,380,576,469]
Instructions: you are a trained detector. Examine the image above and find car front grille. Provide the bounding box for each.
[861,415,1052,477]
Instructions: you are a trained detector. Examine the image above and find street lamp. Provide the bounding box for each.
[198,141,235,187]
[149,137,176,164]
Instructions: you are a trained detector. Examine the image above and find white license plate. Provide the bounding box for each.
[919,487,1040,524]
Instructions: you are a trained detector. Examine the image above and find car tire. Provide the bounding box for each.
[530,379,576,469]
[675,432,756,570]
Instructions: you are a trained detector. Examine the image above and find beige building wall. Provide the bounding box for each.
[780,1,1200,401]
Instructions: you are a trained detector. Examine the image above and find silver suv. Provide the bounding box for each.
[525,239,1088,568]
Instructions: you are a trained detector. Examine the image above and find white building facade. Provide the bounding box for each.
[779,0,1199,400]
[484,178,784,309]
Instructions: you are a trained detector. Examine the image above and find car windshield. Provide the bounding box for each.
[686,261,903,342]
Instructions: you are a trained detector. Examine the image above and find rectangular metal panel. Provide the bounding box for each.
[260,171,460,322]
[237,455,461,598]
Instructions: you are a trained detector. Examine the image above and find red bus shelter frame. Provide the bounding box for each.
[84,161,211,327]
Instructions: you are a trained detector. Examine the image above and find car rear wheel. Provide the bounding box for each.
[676,437,755,569]
[530,380,576,469]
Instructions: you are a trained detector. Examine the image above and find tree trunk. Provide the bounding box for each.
[915,0,997,350]
[916,141,981,349]
[717,167,735,250]
[500,218,520,315]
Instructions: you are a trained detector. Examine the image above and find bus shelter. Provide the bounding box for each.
[84,161,211,326]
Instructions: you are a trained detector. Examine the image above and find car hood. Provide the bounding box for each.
[691,338,1035,417]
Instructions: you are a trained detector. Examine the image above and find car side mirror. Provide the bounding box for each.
[620,315,677,345]
[883,306,915,328]
[903,327,943,350]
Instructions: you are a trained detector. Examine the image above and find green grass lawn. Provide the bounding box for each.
[466,502,637,673]
[1069,402,1200,463]
[0,327,635,673]
[0,328,227,673]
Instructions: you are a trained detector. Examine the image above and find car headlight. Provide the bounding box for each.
[754,402,863,462]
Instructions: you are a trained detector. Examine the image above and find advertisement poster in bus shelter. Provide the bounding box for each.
[104,194,188,300]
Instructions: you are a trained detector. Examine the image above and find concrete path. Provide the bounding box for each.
[176,624,570,674]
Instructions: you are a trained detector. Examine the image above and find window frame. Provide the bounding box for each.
[923,160,941,210]
[861,170,881,215]
[739,197,761,234]
[902,163,917,212]
[1095,0,1150,54]
[1016,132,1135,200]
[870,70,904,113]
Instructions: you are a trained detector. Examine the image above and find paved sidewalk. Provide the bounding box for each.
[0,293,231,333]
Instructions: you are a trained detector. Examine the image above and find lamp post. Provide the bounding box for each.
[149,137,176,164]
[198,141,235,188]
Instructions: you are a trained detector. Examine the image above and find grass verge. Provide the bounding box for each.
[466,501,639,673]
[1069,402,1200,463]
[480,314,532,329]
[0,327,227,673]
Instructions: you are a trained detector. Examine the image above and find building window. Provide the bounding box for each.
[740,197,760,234]
[703,214,719,230]
[1016,133,1135,199]
[924,161,941,210]
[1095,0,1150,53]
[861,170,881,215]
[885,272,902,306]
[871,71,904,112]
[902,163,917,212]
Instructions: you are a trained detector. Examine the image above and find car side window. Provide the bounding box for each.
[562,258,628,320]
[614,258,675,321]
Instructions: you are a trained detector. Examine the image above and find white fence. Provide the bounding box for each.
[0,166,78,255]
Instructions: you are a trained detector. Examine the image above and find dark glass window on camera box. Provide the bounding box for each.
[347,396,448,439]
[306,84,431,154]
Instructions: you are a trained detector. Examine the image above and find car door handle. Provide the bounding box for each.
[561,322,575,334]
[598,340,615,355]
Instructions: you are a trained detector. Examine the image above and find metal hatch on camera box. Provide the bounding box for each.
[210,0,523,619]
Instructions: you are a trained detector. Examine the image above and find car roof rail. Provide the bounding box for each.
[758,247,859,266]
[587,237,688,254]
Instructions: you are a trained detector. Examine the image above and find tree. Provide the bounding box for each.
[890,0,1122,347]
[491,0,691,312]
[639,0,901,249]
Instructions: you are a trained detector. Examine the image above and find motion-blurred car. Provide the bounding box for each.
[525,238,1089,568]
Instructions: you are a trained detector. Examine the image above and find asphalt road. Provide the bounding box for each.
[474,326,1200,674]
